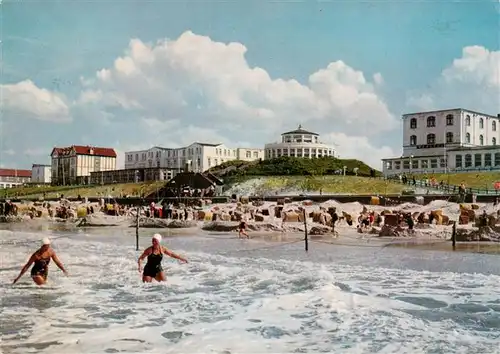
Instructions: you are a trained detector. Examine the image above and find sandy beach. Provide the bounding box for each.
[2,196,499,251]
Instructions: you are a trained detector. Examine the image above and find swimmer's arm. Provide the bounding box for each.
[12,254,36,284]
[51,252,68,275]
[137,247,151,271]
[162,247,188,263]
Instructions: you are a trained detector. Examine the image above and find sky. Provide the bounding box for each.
[1,0,499,170]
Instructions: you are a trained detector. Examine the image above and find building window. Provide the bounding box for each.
[455,155,463,168]
[403,160,410,169]
[485,154,492,167]
[410,118,417,129]
[446,132,453,143]
[427,133,436,144]
[479,135,484,145]
[412,160,418,169]
[495,153,500,167]
[427,116,436,127]
[446,114,454,126]
[430,159,438,168]
[421,160,428,168]
[479,118,484,129]
[493,121,497,131]
[465,154,472,167]
[466,115,471,126]
[474,154,482,167]
[466,133,471,144]
[410,135,417,145]
[493,137,497,146]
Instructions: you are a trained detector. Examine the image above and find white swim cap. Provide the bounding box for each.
[42,237,51,245]
[152,233,162,242]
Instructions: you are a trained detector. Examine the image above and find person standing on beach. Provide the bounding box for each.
[138,234,188,283]
[12,238,68,286]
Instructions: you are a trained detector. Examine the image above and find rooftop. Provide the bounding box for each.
[0,168,32,178]
[51,145,117,158]
[281,124,319,136]
[402,108,499,119]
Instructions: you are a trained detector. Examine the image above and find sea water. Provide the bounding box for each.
[0,228,499,354]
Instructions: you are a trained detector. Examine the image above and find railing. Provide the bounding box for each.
[386,177,500,195]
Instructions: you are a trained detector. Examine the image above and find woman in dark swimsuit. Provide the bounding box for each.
[238,220,249,238]
[137,234,188,283]
[12,237,68,286]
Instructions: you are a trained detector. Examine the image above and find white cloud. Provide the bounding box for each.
[3,32,496,171]
[79,31,397,139]
[373,72,384,86]
[34,31,500,172]
[2,149,15,156]
[140,117,180,132]
[325,132,397,170]
[1,80,72,123]
[407,46,500,114]
[24,147,48,156]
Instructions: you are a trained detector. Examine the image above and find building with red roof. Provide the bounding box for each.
[50,145,117,185]
[0,168,32,189]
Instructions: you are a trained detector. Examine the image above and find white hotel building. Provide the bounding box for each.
[124,142,264,173]
[382,108,500,176]
[31,164,52,183]
[264,125,335,159]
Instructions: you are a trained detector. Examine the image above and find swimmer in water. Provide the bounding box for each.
[137,234,188,283]
[12,237,68,286]
[238,220,249,239]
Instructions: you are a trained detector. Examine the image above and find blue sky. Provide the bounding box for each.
[1,0,499,169]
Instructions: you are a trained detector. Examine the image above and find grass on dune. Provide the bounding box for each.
[10,172,496,199]
[413,172,500,190]
[4,181,166,199]
[259,176,406,194]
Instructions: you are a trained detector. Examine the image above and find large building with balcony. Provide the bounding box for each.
[382,108,500,176]
[264,125,335,160]
[124,143,264,173]
[51,145,117,185]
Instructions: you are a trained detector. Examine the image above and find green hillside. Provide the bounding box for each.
[209,156,379,181]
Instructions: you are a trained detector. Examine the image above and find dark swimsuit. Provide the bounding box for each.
[143,249,163,278]
[31,257,51,279]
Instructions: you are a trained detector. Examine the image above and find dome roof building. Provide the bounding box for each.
[264,125,335,159]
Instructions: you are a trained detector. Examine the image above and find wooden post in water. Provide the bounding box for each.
[303,209,309,252]
[135,207,140,251]
[452,221,456,251]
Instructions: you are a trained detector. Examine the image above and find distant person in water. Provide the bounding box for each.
[238,220,249,239]
[138,234,188,283]
[12,238,68,286]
